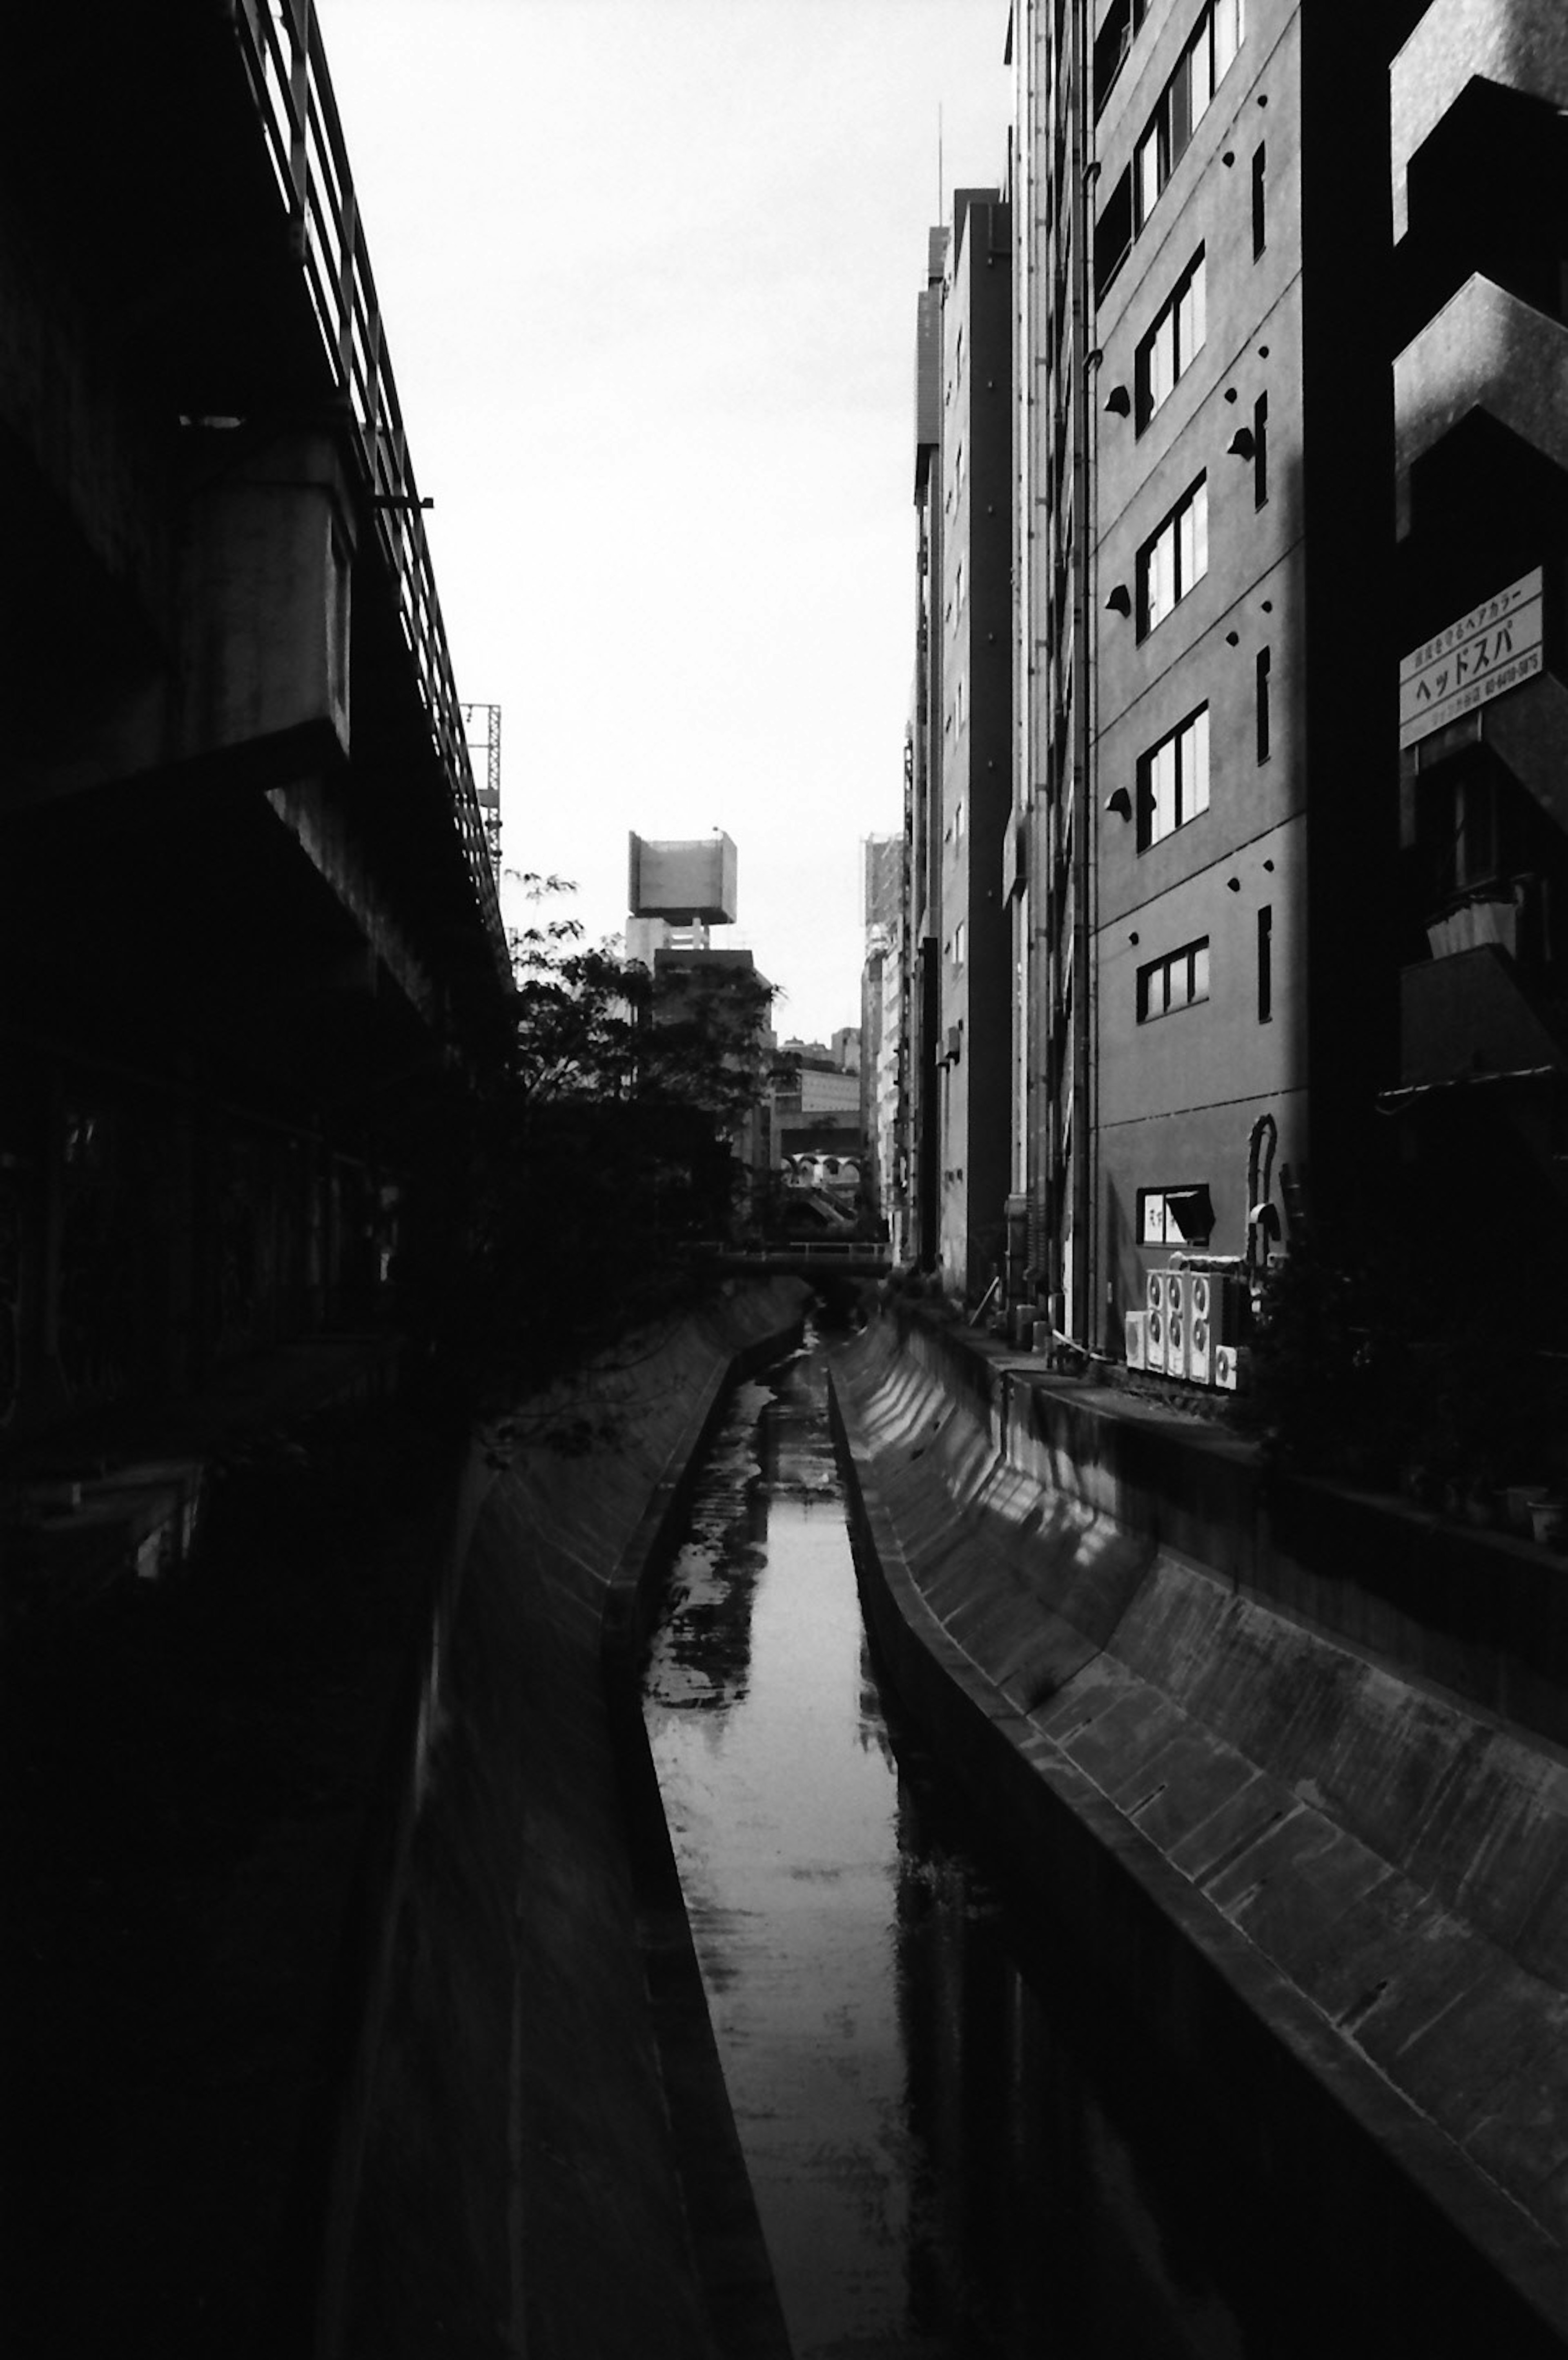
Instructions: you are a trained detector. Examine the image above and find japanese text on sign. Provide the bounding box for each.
[1399,568,1544,749]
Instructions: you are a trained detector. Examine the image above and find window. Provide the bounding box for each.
[1137,705,1210,848]
[954,674,967,735]
[1136,249,1206,429]
[1138,476,1208,635]
[1137,936,1210,1022]
[1094,166,1134,300]
[1139,1184,1214,1245]
[1134,0,1245,232]
[1255,645,1272,761]
[1094,0,1151,117]
[1257,904,1273,1022]
[1252,391,1269,506]
[1252,142,1267,257]
[952,920,967,968]
[955,556,965,612]
[954,440,965,499]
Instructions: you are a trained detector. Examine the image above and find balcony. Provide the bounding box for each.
[1396,275,1568,534]
[1400,933,1566,1090]
[1392,0,1568,240]
[1423,875,1547,965]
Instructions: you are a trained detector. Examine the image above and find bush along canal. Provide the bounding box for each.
[641,1325,1380,2360]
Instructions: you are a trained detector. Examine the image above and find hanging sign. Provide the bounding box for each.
[1399,567,1543,749]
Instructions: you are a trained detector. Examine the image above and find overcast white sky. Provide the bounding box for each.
[322,0,1007,1046]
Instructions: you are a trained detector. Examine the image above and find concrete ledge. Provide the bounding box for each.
[896,1302,1568,1748]
[831,1316,1568,2355]
[320,1284,806,2360]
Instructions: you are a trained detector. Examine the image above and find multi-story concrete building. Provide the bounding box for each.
[1387,4,1568,1308]
[908,226,951,1272]
[1010,0,1399,1352]
[936,189,1015,1299]
[860,831,906,1242]
[905,189,1014,1298]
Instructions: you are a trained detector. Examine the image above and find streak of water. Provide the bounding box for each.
[641,1333,1313,2360]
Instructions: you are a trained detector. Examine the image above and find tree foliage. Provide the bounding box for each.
[399,879,772,1416]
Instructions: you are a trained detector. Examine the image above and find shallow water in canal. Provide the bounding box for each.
[641,1331,1324,2360]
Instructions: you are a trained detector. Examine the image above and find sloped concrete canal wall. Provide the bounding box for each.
[318,1282,806,2360]
[831,1307,1568,2357]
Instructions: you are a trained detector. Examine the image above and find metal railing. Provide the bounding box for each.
[228,0,507,971]
[695,1240,893,1270]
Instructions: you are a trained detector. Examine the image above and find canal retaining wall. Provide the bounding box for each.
[318,1282,806,2360]
[831,1305,1568,2356]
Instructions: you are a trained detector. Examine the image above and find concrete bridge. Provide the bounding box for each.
[3,2,509,1437]
[700,1242,894,1282]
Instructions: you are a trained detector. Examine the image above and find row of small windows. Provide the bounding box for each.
[1137,935,1209,1022]
[1136,906,1273,1028]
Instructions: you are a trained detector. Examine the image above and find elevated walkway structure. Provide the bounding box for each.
[2,2,510,1441]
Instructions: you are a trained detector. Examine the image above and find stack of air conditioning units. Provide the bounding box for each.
[1131,1267,1251,1387]
[1144,1266,1176,1372]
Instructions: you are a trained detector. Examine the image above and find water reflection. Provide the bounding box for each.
[642,1335,1302,2360]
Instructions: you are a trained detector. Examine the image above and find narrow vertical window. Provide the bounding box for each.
[1252,143,1267,258]
[1253,392,1269,507]
[1257,904,1273,1024]
[1256,646,1272,762]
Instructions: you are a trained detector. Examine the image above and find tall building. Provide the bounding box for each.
[861,832,906,1243]
[1387,3,1568,1297]
[906,189,1015,1296]
[1011,0,1399,1350]
[908,225,951,1271]
[937,189,1015,1298]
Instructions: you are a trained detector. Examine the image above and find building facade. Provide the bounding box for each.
[936,190,1015,1299]
[1387,1,1568,1315]
[861,831,906,1244]
[904,191,1015,1298]
[1008,0,1401,1354]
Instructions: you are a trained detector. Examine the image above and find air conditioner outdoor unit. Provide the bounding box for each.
[1125,1309,1150,1369]
[1166,1298,1189,1378]
[1214,1342,1253,1393]
[1146,1302,1167,1373]
[1146,1266,1174,1317]
[1187,1274,1246,1385]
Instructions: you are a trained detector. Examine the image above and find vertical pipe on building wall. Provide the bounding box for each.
[1068,0,1096,1347]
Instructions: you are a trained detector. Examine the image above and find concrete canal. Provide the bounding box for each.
[641,1327,1339,2360]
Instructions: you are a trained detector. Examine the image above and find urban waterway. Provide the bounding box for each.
[641,1326,1339,2360]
